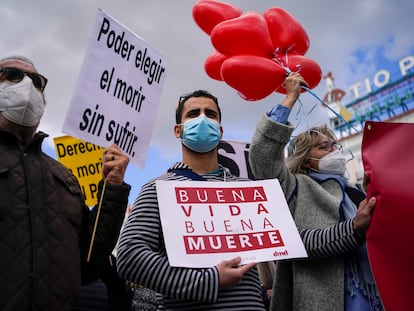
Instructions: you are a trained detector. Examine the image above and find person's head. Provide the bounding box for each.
[174,90,223,153]
[286,125,346,175]
[0,55,47,129]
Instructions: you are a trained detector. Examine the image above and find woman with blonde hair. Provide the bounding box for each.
[249,72,383,311]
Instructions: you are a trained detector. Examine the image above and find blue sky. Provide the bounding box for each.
[2,0,413,205]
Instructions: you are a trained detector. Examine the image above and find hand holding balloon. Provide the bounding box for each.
[280,72,309,109]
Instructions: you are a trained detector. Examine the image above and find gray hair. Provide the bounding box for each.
[286,125,337,174]
[0,55,35,66]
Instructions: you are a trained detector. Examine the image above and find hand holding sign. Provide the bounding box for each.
[216,256,257,287]
[102,144,130,185]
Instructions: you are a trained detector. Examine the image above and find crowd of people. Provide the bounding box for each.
[0,54,384,310]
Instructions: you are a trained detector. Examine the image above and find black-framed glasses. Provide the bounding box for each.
[0,67,48,91]
[313,140,343,152]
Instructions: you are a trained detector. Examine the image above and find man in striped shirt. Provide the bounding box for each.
[117,90,265,310]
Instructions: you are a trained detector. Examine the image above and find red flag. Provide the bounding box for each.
[362,121,414,311]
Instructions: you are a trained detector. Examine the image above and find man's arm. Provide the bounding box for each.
[117,180,224,303]
[80,144,131,284]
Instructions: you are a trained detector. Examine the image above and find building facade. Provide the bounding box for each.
[323,55,414,184]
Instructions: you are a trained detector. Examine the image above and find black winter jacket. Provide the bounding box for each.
[0,130,131,310]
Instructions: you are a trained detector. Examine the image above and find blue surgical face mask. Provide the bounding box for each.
[181,114,221,153]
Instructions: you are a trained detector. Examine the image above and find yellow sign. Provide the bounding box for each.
[53,135,104,206]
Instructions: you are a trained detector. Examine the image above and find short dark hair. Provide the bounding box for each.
[175,90,221,124]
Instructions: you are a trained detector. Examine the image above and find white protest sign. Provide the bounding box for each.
[156,179,307,268]
[63,9,169,168]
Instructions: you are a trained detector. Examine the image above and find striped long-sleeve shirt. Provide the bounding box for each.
[117,162,266,311]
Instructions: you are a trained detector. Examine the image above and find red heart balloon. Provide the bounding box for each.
[192,0,242,35]
[221,55,286,101]
[211,11,274,57]
[276,54,322,94]
[204,51,228,81]
[264,7,310,55]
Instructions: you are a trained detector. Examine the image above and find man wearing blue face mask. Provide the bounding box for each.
[0,55,131,310]
[117,90,266,310]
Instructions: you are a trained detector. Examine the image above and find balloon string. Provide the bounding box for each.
[279,65,358,134]
[301,86,360,134]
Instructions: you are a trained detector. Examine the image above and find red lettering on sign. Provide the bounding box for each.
[183,230,284,254]
[175,186,267,204]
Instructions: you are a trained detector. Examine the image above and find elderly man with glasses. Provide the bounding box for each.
[0,55,131,310]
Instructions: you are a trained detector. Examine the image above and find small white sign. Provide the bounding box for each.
[156,178,307,268]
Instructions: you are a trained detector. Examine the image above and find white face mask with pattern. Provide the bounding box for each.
[311,149,347,175]
[0,76,45,126]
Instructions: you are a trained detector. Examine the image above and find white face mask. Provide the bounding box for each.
[312,149,347,175]
[0,76,45,126]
